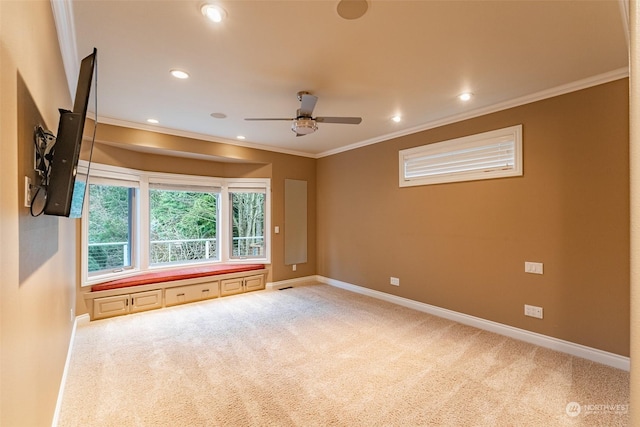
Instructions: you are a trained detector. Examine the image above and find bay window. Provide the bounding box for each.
[80,162,270,286]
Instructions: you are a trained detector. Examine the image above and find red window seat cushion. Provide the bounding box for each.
[91,264,266,292]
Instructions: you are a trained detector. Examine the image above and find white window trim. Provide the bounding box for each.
[79,163,141,286]
[399,124,523,187]
[228,186,269,261]
[80,161,271,287]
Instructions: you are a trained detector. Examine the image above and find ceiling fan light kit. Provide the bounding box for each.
[292,119,318,136]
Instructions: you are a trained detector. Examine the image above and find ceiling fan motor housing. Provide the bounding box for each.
[292,118,318,135]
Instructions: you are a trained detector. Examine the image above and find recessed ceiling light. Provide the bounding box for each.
[170,69,190,79]
[458,92,473,102]
[201,4,227,23]
[391,115,402,123]
[210,112,227,119]
[236,135,246,140]
[147,118,159,124]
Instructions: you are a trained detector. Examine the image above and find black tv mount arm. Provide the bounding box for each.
[30,124,56,216]
[34,124,55,179]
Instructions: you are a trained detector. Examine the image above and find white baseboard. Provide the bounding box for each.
[314,276,629,371]
[51,313,89,427]
[266,275,320,290]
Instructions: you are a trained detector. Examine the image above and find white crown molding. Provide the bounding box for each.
[100,64,628,161]
[50,0,79,102]
[55,0,628,161]
[96,115,317,159]
[619,0,630,50]
[317,67,630,158]
[313,276,630,371]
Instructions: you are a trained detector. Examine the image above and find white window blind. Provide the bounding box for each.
[399,124,522,187]
[149,182,221,193]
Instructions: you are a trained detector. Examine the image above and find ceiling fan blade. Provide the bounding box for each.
[244,118,294,121]
[315,116,362,124]
[295,133,307,137]
[299,94,318,116]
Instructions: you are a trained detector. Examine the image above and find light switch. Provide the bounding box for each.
[275,226,280,234]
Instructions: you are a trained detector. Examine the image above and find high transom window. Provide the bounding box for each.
[399,125,523,187]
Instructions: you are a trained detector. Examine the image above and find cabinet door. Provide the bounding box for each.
[93,294,130,320]
[131,289,163,314]
[244,274,265,292]
[220,277,244,297]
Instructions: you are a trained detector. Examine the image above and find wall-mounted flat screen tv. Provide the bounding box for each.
[44,48,96,217]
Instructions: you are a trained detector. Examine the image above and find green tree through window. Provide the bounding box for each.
[88,184,133,272]
[150,189,218,265]
[231,192,265,257]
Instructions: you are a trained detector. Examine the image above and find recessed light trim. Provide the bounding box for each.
[201,4,227,23]
[337,0,368,20]
[458,92,473,102]
[210,112,227,119]
[170,69,190,79]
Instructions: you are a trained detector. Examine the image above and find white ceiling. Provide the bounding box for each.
[56,0,629,158]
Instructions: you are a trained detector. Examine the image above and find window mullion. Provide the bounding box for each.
[138,177,150,270]
[220,186,231,262]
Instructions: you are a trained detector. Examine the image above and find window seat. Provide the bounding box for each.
[91,263,266,292]
[84,264,268,321]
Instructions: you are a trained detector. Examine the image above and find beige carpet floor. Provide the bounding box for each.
[57,284,629,426]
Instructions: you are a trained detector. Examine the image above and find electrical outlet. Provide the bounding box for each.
[24,176,32,208]
[70,308,75,322]
[390,277,400,286]
[292,264,296,272]
[524,304,543,319]
[525,261,543,275]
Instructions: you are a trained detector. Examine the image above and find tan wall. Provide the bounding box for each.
[75,124,317,315]
[317,79,630,356]
[629,2,639,422]
[1,1,78,426]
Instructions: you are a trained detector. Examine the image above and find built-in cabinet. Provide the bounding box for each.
[93,289,163,320]
[220,274,265,297]
[85,270,267,321]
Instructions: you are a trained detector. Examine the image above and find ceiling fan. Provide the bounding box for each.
[245,91,362,137]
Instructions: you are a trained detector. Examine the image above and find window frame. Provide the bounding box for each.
[399,124,523,187]
[228,187,267,260]
[148,183,221,267]
[80,162,271,287]
[80,163,141,286]
[83,178,138,278]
